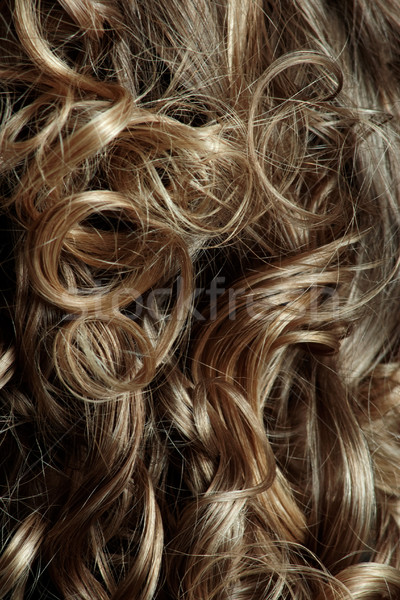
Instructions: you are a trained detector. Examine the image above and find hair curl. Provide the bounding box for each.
[1,0,400,598]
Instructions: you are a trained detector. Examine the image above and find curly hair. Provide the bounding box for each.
[1,0,400,598]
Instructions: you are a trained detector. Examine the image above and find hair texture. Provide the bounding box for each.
[1,0,400,598]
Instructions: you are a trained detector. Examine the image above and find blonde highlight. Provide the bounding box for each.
[1,0,400,598]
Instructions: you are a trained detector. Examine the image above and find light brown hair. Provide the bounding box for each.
[1,0,400,598]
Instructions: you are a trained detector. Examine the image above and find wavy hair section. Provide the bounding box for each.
[1,0,400,598]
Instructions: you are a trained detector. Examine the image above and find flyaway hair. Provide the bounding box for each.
[1,0,400,598]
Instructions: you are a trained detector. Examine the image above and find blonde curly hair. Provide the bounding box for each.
[1,0,400,598]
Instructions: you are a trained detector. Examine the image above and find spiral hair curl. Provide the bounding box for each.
[1,0,400,598]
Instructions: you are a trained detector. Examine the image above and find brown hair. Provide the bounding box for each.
[1,0,400,598]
